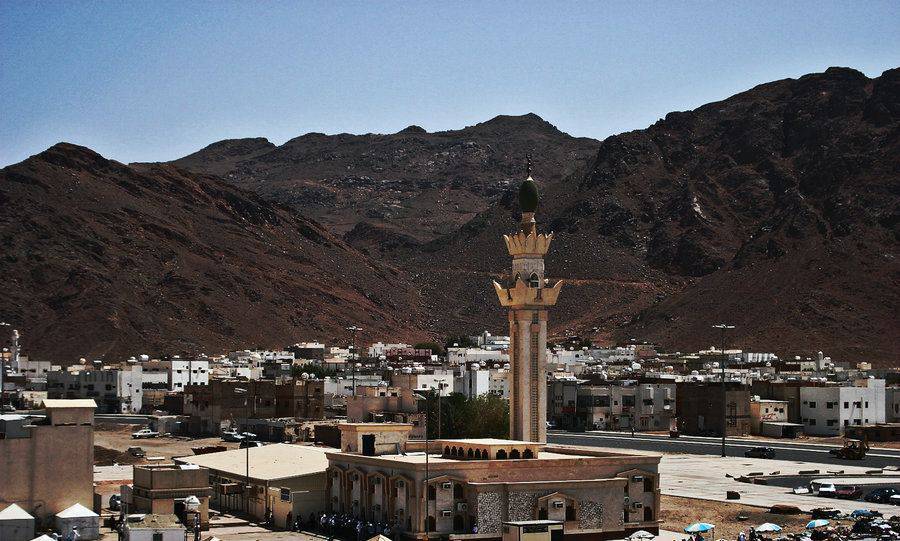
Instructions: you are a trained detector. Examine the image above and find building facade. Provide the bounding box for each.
[799,379,886,436]
[47,366,142,413]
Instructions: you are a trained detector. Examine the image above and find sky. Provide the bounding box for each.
[1,1,899,167]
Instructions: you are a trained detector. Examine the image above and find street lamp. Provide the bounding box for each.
[235,387,251,516]
[346,326,362,394]
[712,324,735,458]
[414,391,431,541]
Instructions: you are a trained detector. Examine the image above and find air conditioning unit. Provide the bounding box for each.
[457,503,468,512]
[441,482,453,489]
[552,501,565,509]
[396,480,405,488]
[623,497,630,506]
[441,510,452,517]
[632,502,643,509]
[632,476,644,482]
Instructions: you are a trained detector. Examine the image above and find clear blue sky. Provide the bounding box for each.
[2,1,898,167]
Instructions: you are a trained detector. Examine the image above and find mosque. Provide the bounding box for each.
[326,169,661,540]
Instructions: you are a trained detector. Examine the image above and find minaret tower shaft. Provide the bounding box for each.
[492,170,562,443]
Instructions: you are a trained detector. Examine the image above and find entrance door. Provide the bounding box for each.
[362,434,376,456]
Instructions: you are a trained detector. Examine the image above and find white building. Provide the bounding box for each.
[473,331,510,351]
[454,368,489,398]
[886,386,900,423]
[47,365,143,413]
[446,347,508,366]
[141,358,209,392]
[122,514,185,541]
[799,379,887,436]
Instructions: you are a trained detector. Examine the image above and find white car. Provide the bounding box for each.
[131,428,159,439]
[815,483,837,497]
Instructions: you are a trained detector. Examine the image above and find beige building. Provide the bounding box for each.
[492,174,563,443]
[125,464,212,529]
[174,443,329,528]
[325,425,660,540]
[0,399,96,524]
[749,398,789,435]
[346,386,425,439]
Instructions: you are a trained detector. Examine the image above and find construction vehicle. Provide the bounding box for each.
[829,437,869,460]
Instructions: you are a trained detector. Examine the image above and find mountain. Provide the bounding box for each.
[409,67,900,365]
[168,113,599,244]
[0,143,425,362]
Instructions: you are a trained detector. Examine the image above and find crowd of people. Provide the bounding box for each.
[290,512,397,541]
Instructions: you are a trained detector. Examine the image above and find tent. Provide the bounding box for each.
[0,503,35,541]
[55,504,99,541]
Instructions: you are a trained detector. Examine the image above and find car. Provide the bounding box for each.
[127,446,145,457]
[239,432,258,440]
[815,483,837,498]
[108,495,121,511]
[865,487,900,504]
[221,430,245,442]
[131,428,159,439]
[890,494,900,506]
[834,485,864,500]
[239,440,264,449]
[1,405,15,413]
[744,446,776,459]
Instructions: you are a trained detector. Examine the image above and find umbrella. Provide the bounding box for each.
[684,523,715,533]
[755,523,782,532]
[628,531,655,540]
[806,519,830,529]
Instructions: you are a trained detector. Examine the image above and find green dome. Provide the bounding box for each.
[519,177,539,213]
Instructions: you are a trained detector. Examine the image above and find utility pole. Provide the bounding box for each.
[712,324,735,458]
[346,325,361,395]
[414,391,431,541]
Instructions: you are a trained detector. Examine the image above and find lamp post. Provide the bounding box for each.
[346,325,362,394]
[414,391,431,541]
[235,387,251,516]
[712,324,735,457]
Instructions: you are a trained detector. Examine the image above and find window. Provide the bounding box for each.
[844,402,849,409]
[808,401,816,408]
[853,419,861,425]
[427,486,436,500]
[826,402,834,409]
[809,419,816,426]
[153,534,163,541]
[644,477,654,492]
[865,401,869,408]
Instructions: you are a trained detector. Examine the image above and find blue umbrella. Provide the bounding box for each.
[755,523,782,532]
[806,519,830,529]
[684,523,715,533]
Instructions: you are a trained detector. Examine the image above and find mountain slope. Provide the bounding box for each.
[405,67,899,364]
[0,144,425,362]
[168,113,599,243]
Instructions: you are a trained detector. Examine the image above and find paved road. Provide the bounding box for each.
[549,430,900,469]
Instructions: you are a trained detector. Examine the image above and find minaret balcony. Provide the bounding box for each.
[492,277,563,308]
[503,230,554,257]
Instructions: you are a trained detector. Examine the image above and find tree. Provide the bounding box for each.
[423,392,509,439]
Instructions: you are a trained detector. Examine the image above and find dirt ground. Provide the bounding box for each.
[93,423,240,465]
[659,495,853,539]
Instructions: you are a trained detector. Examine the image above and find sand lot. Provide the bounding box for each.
[94,423,240,464]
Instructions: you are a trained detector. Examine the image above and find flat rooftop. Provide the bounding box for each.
[175,443,328,481]
[437,438,539,446]
[328,449,595,464]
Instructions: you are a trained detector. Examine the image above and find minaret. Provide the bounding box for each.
[492,165,563,443]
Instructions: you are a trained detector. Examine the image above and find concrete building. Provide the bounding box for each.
[325,424,661,540]
[47,365,143,413]
[175,444,329,528]
[346,386,425,439]
[549,382,674,432]
[0,400,96,524]
[887,386,900,423]
[54,504,99,541]
[0,503,35,541]
[492,175,563,443]
[447,348,509,367]
[122,514,185,541]
[748,398,789,435]
[183,379,324,435]
[799,379,887,436]
[126,464,212,528]
[390,372,454,397]
[675,382,750,436]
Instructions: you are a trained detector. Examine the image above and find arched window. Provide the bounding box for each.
[529,273,540,288]
[453,483,464,499]
[523,449,534,459]
[474,449,482,459]
[467,448,474,459]
[496,449,507,460]
[444,446,451,456]
[509,449,521,459]
[482,449,489,459]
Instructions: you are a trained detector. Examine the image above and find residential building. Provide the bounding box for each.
[887,386,900,423]
[122,514,185,541]
[47,365,143,413]
[390,371,453,396]
[799,379,886,436]
[675,382,751,436]
[346,386,424,439]
[0,400,96,523]
[748,398,789,435]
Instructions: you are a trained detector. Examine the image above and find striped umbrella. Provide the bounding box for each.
[684,523,715,533]
[755,523,782,532]
[806,519,830,529]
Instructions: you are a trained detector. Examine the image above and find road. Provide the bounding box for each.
[548,430,900,469]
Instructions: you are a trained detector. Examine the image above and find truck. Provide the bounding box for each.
[829,437,869,460]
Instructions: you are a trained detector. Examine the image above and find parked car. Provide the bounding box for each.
[127,446,145,457]
[1,405,15,413]
[834,485,864,500]
[240,432,258,440]
[744,447,776,459]
[815,483,837,498]
[108,495,121,511]
[131,428,159,439]
[221,430,245,442]
[865,487,900,503]
[239,440,264,449]
[890,494,900,506]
